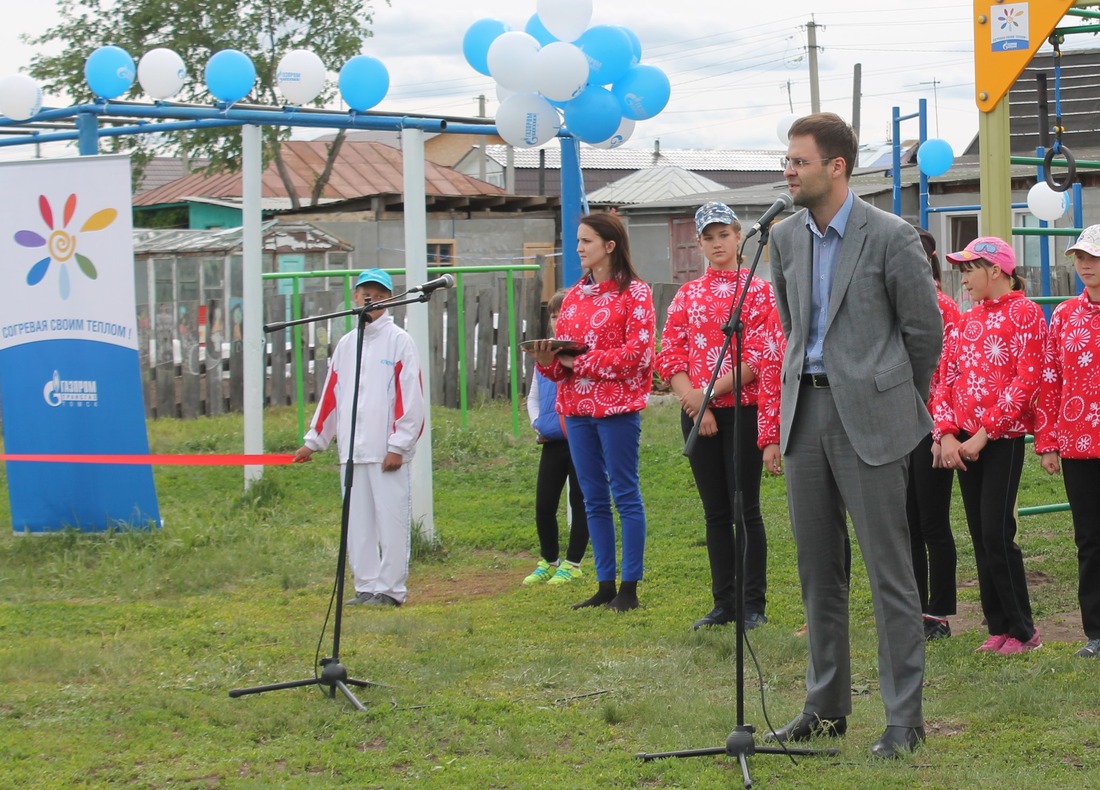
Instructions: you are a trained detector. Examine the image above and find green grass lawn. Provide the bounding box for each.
[1,399,1097,788]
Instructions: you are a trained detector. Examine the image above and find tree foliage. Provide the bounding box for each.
[25,0,385,204]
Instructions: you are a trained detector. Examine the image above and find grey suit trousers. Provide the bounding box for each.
[786,384,925,727]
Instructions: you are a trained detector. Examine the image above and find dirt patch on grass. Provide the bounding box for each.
[408,550,525,606]
[952,571,1082,644]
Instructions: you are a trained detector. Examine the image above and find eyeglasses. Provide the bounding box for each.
[781,156,836,170]
[971,242,1001,254]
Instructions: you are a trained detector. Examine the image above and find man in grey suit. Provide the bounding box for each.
[763,113,942,759]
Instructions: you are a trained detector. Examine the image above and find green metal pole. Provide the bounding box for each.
[292,278,305,440]
[456,272,469,429]
[1019,503,1071,516]
[506,269,520,436]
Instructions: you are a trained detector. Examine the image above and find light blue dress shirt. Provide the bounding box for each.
[803,189,855,374]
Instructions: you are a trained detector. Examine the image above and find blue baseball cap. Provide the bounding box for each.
[695,202,738,234]
[355,268,393,292]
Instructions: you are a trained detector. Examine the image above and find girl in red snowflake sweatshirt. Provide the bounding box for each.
[1034,224,1100,659]
[933,236,1046,655]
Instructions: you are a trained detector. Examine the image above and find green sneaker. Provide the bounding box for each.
[523,559,556,585]
[547,562,583,585]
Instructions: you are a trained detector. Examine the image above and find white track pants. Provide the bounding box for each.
[345,462,412,603]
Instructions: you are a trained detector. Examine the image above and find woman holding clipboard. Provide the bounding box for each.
[523,212,655,611]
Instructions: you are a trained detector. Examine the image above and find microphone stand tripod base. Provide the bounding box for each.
[228,656,378,712]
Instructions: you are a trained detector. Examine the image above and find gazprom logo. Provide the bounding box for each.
[524,111,540,146]
[43,370,99,408]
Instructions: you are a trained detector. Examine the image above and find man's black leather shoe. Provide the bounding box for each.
[762,713,847,743]
[870,725,925,758]
[692,607,735,630]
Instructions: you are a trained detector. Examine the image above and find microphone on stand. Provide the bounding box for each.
[743,193,794,240]
[408,273,455,294]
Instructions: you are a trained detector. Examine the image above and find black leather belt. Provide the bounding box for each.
[803,373,830,388]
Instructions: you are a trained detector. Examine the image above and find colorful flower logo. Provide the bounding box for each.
[13,194,117,299]
[998,7,1023,31]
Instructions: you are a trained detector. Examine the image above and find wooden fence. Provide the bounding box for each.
[138,272,553,419]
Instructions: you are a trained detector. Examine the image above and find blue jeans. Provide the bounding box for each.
[565,412,647,583]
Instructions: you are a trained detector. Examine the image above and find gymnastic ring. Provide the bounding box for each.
[1044,145,1076,193]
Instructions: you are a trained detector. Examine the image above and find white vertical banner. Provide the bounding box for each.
[0,155,160,534]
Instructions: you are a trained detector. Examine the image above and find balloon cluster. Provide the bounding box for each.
[0,45,391,121]
[463,0,670,149]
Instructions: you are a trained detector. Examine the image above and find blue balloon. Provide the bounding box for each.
[525,14,558,47]
[617,27,642,65]
[577,25,634,86]
[339,56,390,111]
[564,85,622,144]
[612,65,671,120]
[917,137,954,177]
[84,46,136,100]
[463,18,511,76]
[204,49,256,104]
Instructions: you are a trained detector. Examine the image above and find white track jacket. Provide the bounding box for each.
[303,313,424,463]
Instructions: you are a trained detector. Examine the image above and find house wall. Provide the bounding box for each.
[189,203,243,230]
[299,213,559,289]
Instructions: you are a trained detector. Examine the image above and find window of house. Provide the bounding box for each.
[427,240,456,267]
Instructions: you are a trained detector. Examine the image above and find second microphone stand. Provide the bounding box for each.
[636,221,835,787]
[229,287,434,710]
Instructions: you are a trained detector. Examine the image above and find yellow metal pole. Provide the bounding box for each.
[979,101,1013,240]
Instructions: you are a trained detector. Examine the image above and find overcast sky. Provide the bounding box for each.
[0,1,1082,158]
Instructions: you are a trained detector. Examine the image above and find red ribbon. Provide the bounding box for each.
[0,454,297,466]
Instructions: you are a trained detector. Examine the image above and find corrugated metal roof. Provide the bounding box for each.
[133,140,505,206]
[588,166,728,205]
[484,145,786,172]
[132,221,353,255]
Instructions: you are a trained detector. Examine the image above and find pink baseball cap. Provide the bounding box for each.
[945,236,1016,274]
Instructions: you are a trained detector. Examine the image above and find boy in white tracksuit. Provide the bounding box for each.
[294,269,424,607]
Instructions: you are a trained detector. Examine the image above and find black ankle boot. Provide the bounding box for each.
[606,580,639,611]
[573,580,617,609]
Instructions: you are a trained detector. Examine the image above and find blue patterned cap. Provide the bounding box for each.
[695,202,738,234]
[355,268,393,292]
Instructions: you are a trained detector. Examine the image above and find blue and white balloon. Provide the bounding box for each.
[138,48,186,100]
[577,25,633,86]
[917,138,954,177]
[338,55,389,111]
[0,74,43,121]
[85,46,136,100]
[204,49,256,104]
[463,18,511,77]
[536,0,592,42]
[496,92,561,148]
[534,42,588,102]
[487,31,541,93]
[276,49,326,105]
[564,85,622,144]
[612,64,670,120]
[589,117,635,149]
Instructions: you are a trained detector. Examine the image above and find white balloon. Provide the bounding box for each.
[487,31,541,93]
[534,42,588,102]
[536,0,593,42]
[1027,181,1068,222]
[0,74,42,121]
[776,113,798,144]
[276,49,326,105]
[496,92,561,148]
[138,48,186,100]
[588,117,635,149]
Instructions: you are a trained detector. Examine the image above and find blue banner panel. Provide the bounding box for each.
[0,339,160,533]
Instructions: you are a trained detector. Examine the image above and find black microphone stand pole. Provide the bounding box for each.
[229,288,433,710]
[636,222,835,787]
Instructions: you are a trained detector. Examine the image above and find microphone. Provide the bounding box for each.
[408,273,455,294]
[743,193,793,239]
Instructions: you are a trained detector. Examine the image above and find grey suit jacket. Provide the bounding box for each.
[771,194,942,466]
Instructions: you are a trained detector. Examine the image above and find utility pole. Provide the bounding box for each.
[477,94,487,182]
[807,19,822,114]
[852,63,862,139]
[785,80,794,113]
[920,79,941,136]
